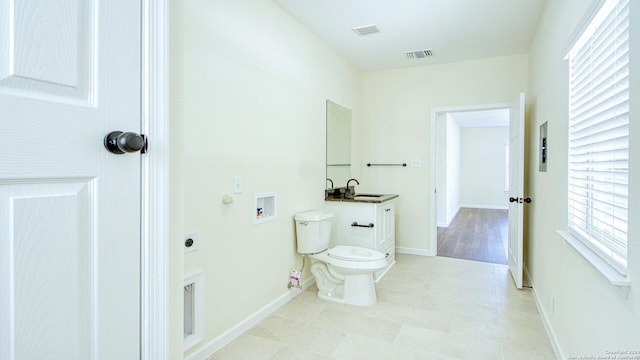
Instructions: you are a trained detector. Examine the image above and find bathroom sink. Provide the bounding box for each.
[353,194,384,199]
[326,193,398,203]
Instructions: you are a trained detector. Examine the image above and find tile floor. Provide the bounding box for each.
[209,254,556,360]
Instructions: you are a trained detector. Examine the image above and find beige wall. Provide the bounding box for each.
[361,55,528,252]
[445,116,461,221]
[460,127,509,208]
[167,1,640,358]
[436,113,462,226]
[527,0,640,356]
[175,0,362,357]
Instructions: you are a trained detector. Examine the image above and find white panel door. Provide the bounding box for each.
[0,1,142,359]
[508,93,525,289]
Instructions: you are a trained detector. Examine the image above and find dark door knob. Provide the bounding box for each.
[509,197,518,203]
[104,131,147,154]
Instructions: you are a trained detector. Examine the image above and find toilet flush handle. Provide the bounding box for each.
[298,221,309,226]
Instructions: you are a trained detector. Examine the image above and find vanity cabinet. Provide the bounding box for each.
[324,199,396,281]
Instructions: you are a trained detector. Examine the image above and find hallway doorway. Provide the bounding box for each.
[431,105,510,266]
[430,94,526,286]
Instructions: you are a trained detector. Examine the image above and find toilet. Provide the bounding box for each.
[294,210,387,306]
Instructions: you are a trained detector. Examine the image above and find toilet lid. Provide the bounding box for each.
[328,245,385,262]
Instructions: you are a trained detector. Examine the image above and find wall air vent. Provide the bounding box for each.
[405,49,434,59]
[352,24,380,36]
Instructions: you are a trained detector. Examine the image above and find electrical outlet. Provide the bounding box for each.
[410,158,422,167]
[184,232,199,253]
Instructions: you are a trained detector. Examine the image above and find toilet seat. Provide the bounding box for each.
[311,246,387,271]
[328,245,385,262]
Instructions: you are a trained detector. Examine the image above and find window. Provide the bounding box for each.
[566,0,629,275]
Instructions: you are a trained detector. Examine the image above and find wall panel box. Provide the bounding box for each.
[254,192,277,224]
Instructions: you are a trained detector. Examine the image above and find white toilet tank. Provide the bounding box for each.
[294,210,334,254]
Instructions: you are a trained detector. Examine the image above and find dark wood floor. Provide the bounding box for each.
[437,208,508,265]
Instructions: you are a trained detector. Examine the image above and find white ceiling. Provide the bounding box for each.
[449,109,509,128]
[272,0,547,71]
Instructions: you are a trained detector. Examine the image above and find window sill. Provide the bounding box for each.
[557,230,630,287]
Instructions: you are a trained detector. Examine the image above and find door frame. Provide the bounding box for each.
[507,92,526,289]
[429,102,511,256]
[141,0,169,358]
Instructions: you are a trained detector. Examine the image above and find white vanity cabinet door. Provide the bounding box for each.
[374,202,396,281]
[376,202,395,251]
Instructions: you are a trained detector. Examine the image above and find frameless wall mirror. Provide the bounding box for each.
[326,100,352,189]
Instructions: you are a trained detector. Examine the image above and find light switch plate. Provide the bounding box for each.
[233,176,243,194]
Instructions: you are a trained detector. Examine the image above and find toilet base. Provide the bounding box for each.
[311,261,378,306]
[319,273,377,306]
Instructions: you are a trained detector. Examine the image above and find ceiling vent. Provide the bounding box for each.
[405,49,434,59]
[351,24,380,36]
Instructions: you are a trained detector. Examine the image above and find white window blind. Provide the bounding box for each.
[567,0,629,274]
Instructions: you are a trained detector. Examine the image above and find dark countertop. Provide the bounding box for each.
[325,194,399,204]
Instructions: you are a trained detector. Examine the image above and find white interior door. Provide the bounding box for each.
[0,1,142,359]
[508,93,525,289]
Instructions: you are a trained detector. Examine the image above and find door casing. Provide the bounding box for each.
[140,0,170,358]
[429,101,512,256]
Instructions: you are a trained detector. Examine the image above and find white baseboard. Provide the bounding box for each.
[395,247,430,256]
[437,206,461,228]
[185,277,316,360]
[524,265,565,360]
[460,204,508,210]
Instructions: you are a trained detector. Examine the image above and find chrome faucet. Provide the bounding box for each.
[344,178,360,198]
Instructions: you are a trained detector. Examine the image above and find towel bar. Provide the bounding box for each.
[367,163,407,167]
[351,222,374,228]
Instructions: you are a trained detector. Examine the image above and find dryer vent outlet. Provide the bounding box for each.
[184,232,199,253]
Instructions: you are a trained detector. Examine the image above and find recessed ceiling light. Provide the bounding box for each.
[352,24,380,36]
